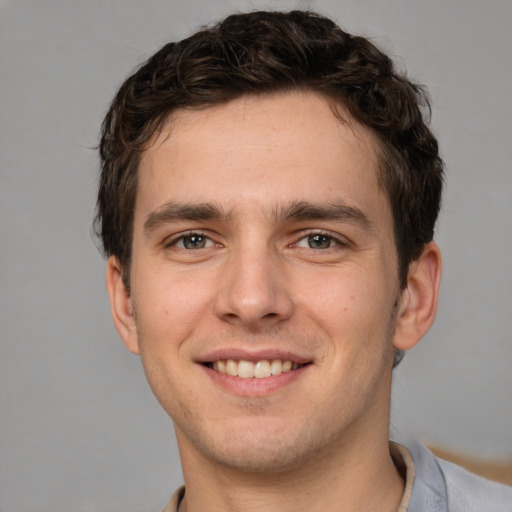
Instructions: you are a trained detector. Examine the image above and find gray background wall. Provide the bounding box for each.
[1,0,510,510]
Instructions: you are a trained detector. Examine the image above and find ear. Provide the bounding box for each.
[393,242,442,351]
[105,256,140,355]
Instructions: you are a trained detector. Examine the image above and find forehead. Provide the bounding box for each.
[136,92,387,220]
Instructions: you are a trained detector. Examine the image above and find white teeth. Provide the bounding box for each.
[217,360,227,374]
[226,359,238,376]
[270,359,283,375]
[237,360,254,379]
[254,360,271,379]
[210,359,300,378]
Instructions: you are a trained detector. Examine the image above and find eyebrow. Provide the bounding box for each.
[274,200,373,230]
[144,202,229,234]
[143,199,373,234]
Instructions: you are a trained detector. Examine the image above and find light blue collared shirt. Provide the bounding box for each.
[406,441,512,511]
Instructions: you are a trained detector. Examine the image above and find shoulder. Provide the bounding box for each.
[161,486,185,512]
[406,440,512,512]
[437,456,512,512]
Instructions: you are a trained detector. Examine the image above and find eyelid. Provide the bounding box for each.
[161,228,349,250]
[292,229,350,248]
[163,230,218,249]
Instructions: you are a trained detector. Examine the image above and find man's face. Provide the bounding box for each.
[118,92,405,472]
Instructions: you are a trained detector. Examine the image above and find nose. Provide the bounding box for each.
[214,243,295,330]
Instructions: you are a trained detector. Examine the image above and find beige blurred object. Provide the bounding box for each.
[429,446,512,486]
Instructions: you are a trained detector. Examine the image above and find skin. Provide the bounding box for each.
[107,91,441,512]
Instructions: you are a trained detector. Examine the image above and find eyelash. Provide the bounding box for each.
[293,230,348,250]
[163,230,347,251]
[164,231,216,250]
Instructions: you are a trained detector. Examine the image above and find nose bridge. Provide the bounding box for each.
[215,233,293,327]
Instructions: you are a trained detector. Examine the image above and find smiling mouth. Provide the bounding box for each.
[203,359,307,379]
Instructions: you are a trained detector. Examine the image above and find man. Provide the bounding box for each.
[95,10,512,512]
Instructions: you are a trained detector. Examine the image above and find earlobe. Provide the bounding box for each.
[393,242,442,351]
[105,256,140,355]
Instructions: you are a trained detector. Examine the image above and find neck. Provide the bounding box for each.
[176,424,404,512]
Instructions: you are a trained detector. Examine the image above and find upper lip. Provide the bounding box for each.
[196,348,312,364]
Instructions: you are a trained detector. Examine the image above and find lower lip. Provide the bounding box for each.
[200,364,310,396]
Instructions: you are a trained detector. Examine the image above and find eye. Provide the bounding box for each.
[296,233,341,249]
[170,233,214,250]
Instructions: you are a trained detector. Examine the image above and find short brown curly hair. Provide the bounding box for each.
[95,10,443,292]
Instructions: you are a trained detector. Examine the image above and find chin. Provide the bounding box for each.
[204,440,315,474]
[178,418,337,474]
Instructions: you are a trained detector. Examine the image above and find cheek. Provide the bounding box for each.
[296,263,398,369]
[298,266,391,324]
[131,267,216,349]
[131,271,215,413]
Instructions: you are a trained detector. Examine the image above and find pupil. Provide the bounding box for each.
[184,235,205,249]
[308,234,330,249]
